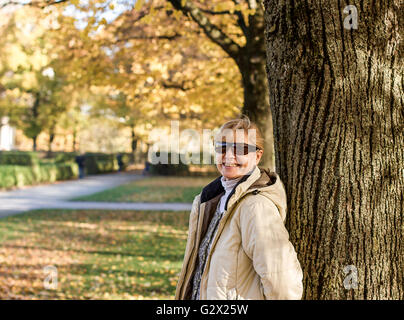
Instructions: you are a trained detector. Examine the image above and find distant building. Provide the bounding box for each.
[0,117,15,151]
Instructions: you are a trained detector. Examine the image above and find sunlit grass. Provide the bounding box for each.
[0,209,189,300]
[71,176,216,203]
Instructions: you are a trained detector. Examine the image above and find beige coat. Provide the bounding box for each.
[175,166,303,300]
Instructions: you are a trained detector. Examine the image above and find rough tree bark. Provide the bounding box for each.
[264,0,403,299]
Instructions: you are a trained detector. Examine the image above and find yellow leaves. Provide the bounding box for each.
[99,18,108,26]
[88,16,96,26]
[21,72,38,90]
[130,62,145,74]
[68,39,76,48]
[172,10,183,20]
[134,0,145,11]
[214,2,232,13]
[189,104,203,113]
[172,53,183,64]
[149,61,166,73]
[0,0,245,144]
[213,1,253,16]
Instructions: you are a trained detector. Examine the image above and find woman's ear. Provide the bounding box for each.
[255,150,263,164]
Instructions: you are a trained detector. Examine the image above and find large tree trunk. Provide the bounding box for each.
[264,0,403,299]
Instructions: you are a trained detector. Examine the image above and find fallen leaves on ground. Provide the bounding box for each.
[0,209,189,300]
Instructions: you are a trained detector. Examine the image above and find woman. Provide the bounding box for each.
[175,116,303,300]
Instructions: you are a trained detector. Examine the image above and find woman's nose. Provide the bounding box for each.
[223,147,236,158]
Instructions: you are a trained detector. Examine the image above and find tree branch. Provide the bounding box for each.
[114,31,182,43]
[231,0,249,38]
[161,81,191,91]
[167,0,241,61]
[198,8,232,15]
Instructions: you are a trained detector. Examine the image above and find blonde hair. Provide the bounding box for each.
[215,115,265,151]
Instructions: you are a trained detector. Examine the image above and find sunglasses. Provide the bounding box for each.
[214,141,261,155]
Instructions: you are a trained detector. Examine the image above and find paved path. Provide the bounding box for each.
[0,171,192,218]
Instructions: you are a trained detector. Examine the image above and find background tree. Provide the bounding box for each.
[54,1,243,158]
[264,0,403,299]
[0,8,71,151]
[164,0,274,168]
[2,0,274,168]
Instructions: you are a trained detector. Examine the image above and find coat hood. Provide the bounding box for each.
[247,166,288,222]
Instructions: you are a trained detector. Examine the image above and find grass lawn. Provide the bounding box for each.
[71,175,216,203]
[0,209,189,300]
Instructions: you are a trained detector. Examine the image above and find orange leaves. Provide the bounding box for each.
[2,0,245,148]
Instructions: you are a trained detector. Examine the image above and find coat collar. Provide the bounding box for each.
[200,166,265,211]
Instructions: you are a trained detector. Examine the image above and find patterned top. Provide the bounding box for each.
[191,202,224,300]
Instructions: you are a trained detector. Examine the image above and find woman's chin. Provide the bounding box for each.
[221,165,243,179]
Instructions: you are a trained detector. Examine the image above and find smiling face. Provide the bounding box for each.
[215,129,263,180]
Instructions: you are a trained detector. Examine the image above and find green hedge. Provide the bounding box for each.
[0,163,79,189]
[53,152,78,163]
[0,151,123,189]
[0,151,39,166]
[84,153,119,175]
[149,152,190,176]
